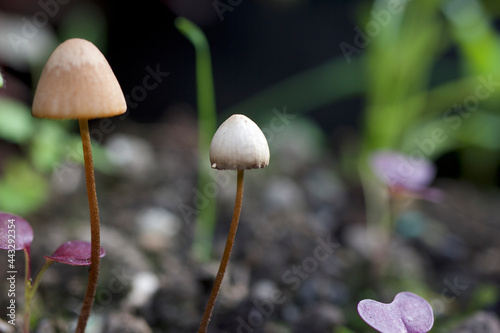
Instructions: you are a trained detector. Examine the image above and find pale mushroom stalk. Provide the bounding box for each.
[198,114,269,333]
[76,119,100,332]
[198,169,244,333]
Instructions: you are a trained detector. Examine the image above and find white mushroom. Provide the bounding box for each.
[199,114,269,333]
[209,114,270,170]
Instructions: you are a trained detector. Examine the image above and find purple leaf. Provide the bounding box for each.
[44,241,105,266]
[357,292,434,333]
[370,151,443,202]
[0,212,34,251]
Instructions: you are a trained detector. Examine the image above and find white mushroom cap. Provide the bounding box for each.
[209,114,270,170]
[32,38,126,119]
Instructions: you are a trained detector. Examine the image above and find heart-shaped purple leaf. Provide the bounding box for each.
[44,241,105,266]
[0,212,34,251]
[358,292,434,333]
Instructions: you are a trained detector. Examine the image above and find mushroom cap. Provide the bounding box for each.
[32,38,126,119]
[209,114,270,170]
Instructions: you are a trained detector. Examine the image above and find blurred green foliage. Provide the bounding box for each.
[0,1,497,330]
[361,0,500,184]
[223,1,500,329]
[0,158,48,218]
[468,284,499,311]
[0,0,111,216]
[226,0,500,186]
[0,98,35,143]
[0,96,114,215]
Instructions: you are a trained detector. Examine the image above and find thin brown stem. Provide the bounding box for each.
[198,169,244,333]
[76,119,101,333]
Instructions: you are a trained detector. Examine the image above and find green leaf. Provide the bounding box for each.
[29,120,68,172]
[457,111,500,150]
[467,284,499,311]
[65,136,116,175]
[334,327,356,333]
[0,98,36,144]
[443,0,500,75]
[0,72,4,88]
[0,159,48,215]
[88,140,116,175]
[400,117,458,159]
[29,119,115,175]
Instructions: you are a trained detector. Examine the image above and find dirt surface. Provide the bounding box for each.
[1,111,500,332]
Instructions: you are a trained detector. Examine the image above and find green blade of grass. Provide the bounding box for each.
[175,17,218,262]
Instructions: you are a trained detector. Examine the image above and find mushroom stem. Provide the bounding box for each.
[198,169,245,333]
[76,119,101,333]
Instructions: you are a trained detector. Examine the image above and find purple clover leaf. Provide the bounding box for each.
[44,240,105,266]
[357,291,434,333]
[0,212,34,251]
[370,151,443,202]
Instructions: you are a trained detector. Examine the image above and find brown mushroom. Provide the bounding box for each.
[32,38,126,333]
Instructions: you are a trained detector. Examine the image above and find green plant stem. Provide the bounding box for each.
[23,260,53,333]
[372,191,399,280]
[76,119,101,333]
[198,170,244,333]
[358,158,395,279]
[174,17,218,262]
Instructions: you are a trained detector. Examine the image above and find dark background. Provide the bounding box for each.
[1,0,363,129]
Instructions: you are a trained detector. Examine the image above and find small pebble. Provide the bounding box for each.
[124,271,160,309]
[136,207,181,251]
[106,134,155,180]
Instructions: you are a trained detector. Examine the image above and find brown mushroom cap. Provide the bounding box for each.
[209,114,270,170]
[32,38,126,119]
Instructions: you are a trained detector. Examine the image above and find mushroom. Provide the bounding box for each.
[32,38,126,332]
[198,114,270,333]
